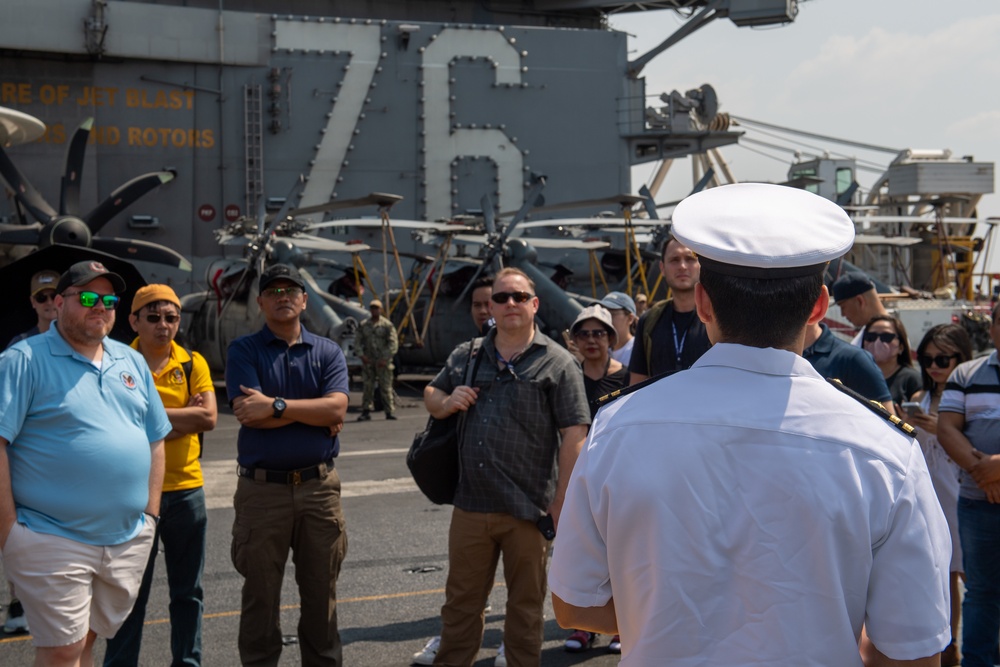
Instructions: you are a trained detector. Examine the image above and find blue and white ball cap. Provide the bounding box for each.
[671,183,855,279]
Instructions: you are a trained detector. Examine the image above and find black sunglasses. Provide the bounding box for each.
[262,286,303,298]
[33,291,56,304]
[574,329,608,340]
[490,291,534,305]
[144,313,180,324]
[919,354,959,369]
[863,332,898,344]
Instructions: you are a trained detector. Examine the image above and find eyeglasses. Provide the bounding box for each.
[262,286,303,298]
[919,354,959,369]
[863,331,898,344]
[33,291,56,304]
[490,291,534,305]
[143,313,180,324]
[574,329,609,340]
[63,291,120,309]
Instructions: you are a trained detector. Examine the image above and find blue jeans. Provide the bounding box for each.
[959,497,1000,667]
[105,487,207,667]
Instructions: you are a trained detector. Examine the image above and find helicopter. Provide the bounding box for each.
[180,172,649,374]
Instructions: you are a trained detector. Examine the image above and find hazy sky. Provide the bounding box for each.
[610,0,1000,228]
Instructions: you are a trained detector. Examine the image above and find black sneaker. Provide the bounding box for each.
[357,411,371,421]
[4,599,29,634]
[386,413,397,420]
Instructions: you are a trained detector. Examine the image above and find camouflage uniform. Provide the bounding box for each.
[357,314,399,415]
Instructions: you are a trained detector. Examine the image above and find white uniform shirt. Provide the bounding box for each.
[550,343,951,666]
[610,336,634,366]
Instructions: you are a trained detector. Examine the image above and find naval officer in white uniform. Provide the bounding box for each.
[549,183,951,666]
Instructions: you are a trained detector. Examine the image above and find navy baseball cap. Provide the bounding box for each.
[831,272,875,303]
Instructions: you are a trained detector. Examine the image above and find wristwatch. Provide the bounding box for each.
[272,397,287,419]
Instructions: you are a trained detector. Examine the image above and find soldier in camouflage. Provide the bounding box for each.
[357,299,399,421]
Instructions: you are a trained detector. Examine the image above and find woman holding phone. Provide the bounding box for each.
[909,323,973,666]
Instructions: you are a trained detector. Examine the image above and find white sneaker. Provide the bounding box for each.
[3,599,28,634]
[412,636,440,666]
[494,641,506,667]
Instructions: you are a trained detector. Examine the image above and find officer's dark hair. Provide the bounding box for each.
[698,266,824,348]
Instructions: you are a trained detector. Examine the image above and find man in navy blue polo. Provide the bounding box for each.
[802,319,892,409]
[225,263,350,666]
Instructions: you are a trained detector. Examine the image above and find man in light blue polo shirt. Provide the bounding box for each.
[0,260,170,667]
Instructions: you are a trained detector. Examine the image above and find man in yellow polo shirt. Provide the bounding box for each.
[104,284,217,667]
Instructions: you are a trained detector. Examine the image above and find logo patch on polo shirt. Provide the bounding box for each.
[121,372,137,389]
[171,368,185,385]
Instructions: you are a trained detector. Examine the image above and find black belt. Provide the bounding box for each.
[237,459,334,485]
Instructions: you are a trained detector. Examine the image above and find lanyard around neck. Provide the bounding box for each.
[672,319,689,368]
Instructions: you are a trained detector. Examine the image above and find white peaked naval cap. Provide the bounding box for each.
[671,183,855,278]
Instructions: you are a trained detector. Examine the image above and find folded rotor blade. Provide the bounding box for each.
[0,222,43,245]
[91,237,193,271]
[481,194,497,235]
[275,192,404,222]
[256,194,266,235]
[83,171,175,235]
[0,145,56,222]
[288,233,371,253]
[60,118,93,216]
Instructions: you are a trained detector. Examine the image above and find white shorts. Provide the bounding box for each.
[1,520,155,647]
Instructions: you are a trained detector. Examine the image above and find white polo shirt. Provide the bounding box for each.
[550,343,951,666]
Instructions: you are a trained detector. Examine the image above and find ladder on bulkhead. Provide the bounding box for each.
[244,84,264,219]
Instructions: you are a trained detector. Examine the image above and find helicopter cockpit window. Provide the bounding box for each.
[836,167,854,195]
[791,167,818,194]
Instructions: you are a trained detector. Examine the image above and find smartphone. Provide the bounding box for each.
[901,402,923,417]
[536,514,556,540]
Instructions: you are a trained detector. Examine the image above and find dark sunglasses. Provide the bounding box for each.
[574,329,609,340]
[919,354,959,369]
[33,291,56,304]
[490,291,534,305]
[144,313,180,324]
[64,291,120,309]
[863,332,898,344]
[262,286,303,298]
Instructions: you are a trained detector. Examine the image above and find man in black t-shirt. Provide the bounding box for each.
[628,237,712,384]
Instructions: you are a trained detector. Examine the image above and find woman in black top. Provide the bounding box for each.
[572,305,629,419]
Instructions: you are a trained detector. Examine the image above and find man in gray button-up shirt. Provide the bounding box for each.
[424,267,590,666]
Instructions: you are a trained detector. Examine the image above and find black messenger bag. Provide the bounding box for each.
[407,338,483,504]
